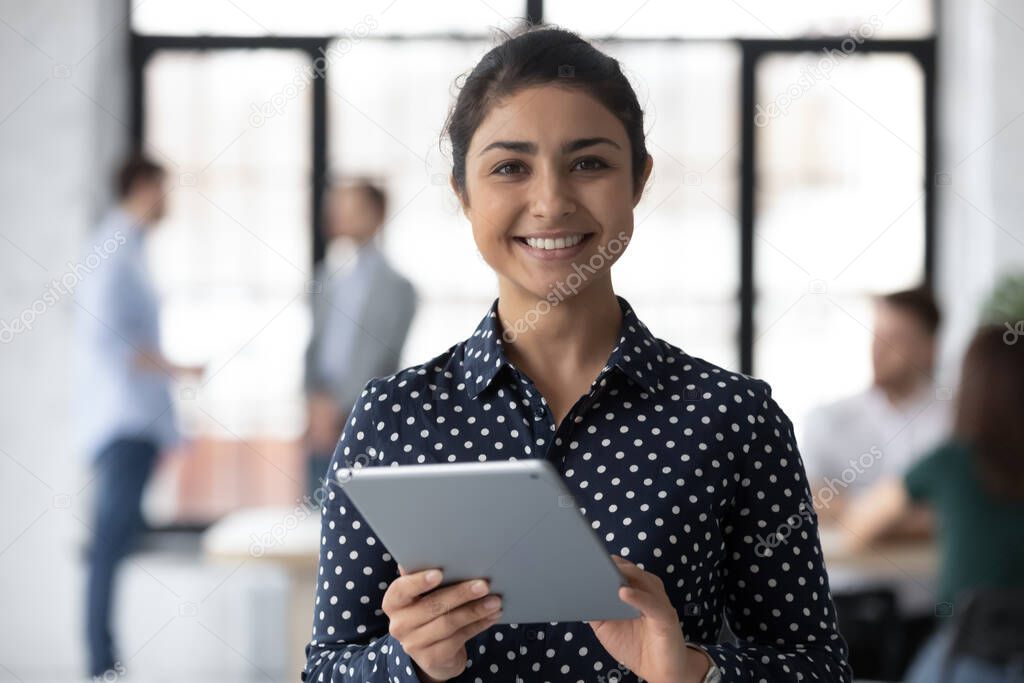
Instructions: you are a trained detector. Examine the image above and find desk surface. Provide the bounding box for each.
[819,526,938,576]
[203,507,939,580]
[202,505,321,569]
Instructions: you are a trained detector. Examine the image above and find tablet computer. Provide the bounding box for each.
[334,458,641,625]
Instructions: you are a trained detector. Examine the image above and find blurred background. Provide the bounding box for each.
[1,0,1023,681]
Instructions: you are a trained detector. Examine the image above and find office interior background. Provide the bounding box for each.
[1,0,1023,681]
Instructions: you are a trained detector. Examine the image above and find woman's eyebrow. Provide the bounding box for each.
[477,137,621,156]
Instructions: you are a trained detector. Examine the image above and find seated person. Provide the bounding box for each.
[802,287,950,526]
[843,324,1024,683]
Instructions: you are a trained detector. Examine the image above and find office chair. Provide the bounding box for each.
[941,587,1024,683]
[832,587,905,680]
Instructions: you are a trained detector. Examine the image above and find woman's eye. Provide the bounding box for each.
[573,157,608,171]
[493,161,525,176]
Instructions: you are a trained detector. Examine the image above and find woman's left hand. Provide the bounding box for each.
[588,555,705,683]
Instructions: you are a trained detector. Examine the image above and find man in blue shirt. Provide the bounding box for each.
[75,153,201,678]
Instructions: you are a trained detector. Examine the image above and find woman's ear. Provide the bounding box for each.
[632,154,654,208]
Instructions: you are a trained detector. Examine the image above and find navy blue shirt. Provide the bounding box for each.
[303,296,851,683]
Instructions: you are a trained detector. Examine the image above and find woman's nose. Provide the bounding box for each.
[530,168,576,220]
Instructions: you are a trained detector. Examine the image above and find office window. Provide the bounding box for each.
[132,0,526,36]
[143,49,313,517]
[601,42,740,369]
[545,0,931,39]
[146,48,311,438]
[131,0,935,520]
[753,52,926,430]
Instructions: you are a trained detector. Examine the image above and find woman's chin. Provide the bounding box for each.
[505,277,587,305]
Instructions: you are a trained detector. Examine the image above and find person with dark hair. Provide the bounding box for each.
[303,178,417,497]
[115,153,166,200]
[75,151,203,678]
[802,285,951,524]
[303,26,851,683]
[843,324,1024,682]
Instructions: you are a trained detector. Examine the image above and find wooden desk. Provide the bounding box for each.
[820,525,940,613]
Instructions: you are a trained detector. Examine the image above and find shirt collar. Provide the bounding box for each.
[461,295,665,398]
[866,381,936,415]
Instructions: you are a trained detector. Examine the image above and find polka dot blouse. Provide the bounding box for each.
[302,296,852,683]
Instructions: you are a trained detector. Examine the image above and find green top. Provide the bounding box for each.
[904,439,1024,608]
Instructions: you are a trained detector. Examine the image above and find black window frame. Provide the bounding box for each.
[128,2,936,376]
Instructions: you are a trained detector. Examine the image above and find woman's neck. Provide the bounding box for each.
[495,277,622,393]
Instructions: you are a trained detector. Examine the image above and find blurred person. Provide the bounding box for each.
[303,179,418,497]
[75,152,203,679]
[844,324,1024,683]
[802,287,950,524]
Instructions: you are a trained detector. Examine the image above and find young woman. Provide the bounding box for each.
[844,324,1024,683]
[303,27,851,683]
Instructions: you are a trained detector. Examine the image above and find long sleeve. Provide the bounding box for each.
[301,379,424,683]
[703,380,852,682]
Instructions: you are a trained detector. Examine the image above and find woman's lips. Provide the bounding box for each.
[513,233,594,261]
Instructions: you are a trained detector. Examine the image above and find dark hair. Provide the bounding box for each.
[442,25,649,203]
[877,286,941,336]
[116,152,165,199]
[955,324,1024,500]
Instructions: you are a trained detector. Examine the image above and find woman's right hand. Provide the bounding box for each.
[383,565,504,683]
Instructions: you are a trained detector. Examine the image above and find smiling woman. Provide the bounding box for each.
[302,25,852,683]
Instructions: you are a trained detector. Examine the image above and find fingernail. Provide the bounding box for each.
[484,596,501,610]
[426,570,442,584]
[471,580,488,595]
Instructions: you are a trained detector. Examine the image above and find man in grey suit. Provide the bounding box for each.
[304,179,417,496]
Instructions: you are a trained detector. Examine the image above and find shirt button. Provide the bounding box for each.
[534,407,545,418]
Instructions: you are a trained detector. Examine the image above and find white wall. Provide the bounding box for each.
[0,0,131,679]
[935,0,1024,383]
[0,2,290,682]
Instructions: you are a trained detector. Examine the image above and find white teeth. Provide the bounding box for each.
[524,234,585,250]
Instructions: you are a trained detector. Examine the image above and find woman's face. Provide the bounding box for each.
[456,84,653,301]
